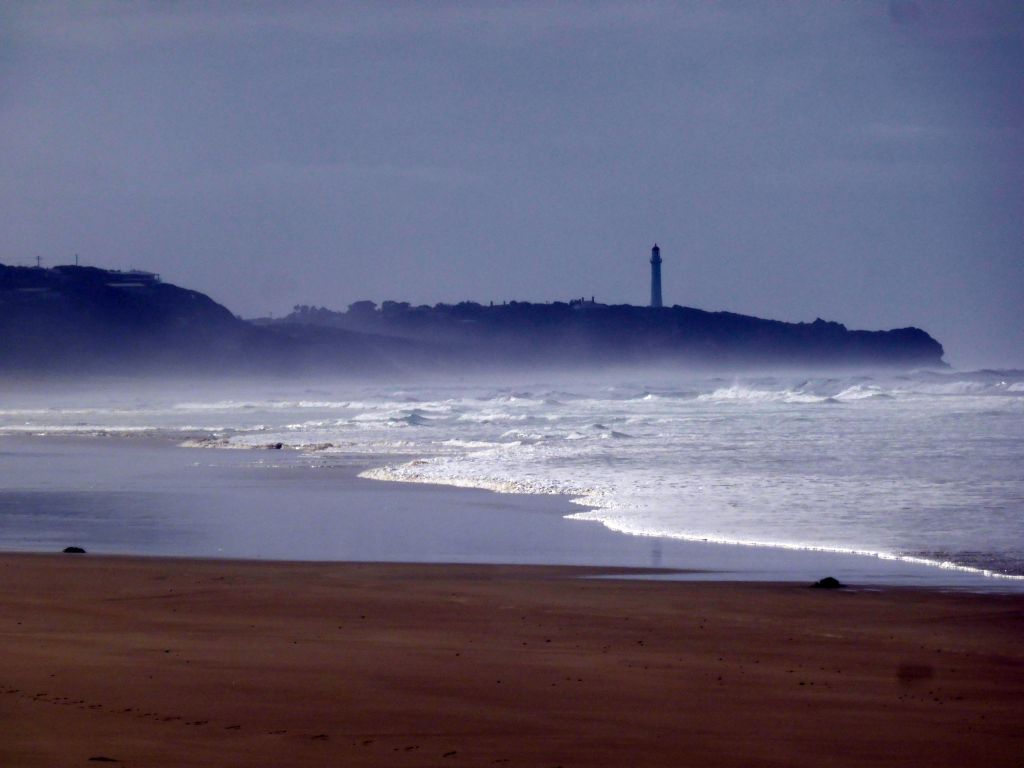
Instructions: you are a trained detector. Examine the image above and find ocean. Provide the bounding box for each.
[1,368,1022,581]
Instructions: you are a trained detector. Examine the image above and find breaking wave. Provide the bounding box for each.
[2,368,1022,579]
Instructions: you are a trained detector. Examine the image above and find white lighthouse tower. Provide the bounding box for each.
[650,243,663,308]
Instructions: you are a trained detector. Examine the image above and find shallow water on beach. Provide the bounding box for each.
[1,369,1022,580]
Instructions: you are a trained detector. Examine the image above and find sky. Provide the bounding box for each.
[2,1,1022,368]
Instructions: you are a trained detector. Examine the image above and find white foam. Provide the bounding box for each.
[696,384,830,404]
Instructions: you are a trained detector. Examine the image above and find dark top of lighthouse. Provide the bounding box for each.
[650,243,663,308]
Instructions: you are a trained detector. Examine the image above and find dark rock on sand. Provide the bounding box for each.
[811,576,844,589]
[62,546,86,554]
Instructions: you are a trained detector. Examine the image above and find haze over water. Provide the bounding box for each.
[2,368,1022,580]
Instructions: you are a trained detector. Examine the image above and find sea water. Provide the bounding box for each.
[1,369,1021,579]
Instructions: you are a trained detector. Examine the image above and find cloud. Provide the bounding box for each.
[10,1,798,56]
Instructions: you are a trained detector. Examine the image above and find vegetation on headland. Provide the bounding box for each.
[278,299,944,369]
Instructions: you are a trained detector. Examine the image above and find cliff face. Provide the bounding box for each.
[0,263,945,376]
[0,264,413,375]
[0,264,244,372]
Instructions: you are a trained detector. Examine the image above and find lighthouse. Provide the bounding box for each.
[650,243,663,308]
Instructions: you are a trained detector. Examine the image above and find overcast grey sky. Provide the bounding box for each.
[2,1,1022,368]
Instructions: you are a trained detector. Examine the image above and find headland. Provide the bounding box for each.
[0,261,945,374]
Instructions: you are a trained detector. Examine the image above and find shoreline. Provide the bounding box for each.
[358,463,1024,588]
[2,554,1022,767]
[0,432,1021,590]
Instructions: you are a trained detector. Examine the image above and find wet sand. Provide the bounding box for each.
[2,434,1013,588]
[1,554,1022,767]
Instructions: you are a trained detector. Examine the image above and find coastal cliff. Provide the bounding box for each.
[0,263,945,374]
[279,300,946,370]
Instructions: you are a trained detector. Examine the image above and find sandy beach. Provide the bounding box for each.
[1,554,1022,767]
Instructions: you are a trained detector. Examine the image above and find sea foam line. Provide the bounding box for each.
[564,510,1024,583]
[359,460,1024,584]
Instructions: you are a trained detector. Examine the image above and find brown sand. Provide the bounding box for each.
[1,555,1021,767]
